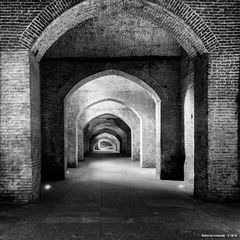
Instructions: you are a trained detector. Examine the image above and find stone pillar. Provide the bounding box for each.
[66,129,77,167]
[0,51,41,203]
[78,131,84,161]
[141,120,156,168]
[126,131,131,157]
[194,53,240,201]
[132,129,140,161]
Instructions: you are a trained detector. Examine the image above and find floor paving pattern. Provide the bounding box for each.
[0,153,240,240]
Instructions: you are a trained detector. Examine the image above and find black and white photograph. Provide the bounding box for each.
[0,0,239,239]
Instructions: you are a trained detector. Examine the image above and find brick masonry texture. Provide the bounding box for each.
[0,0,240,202]
[25,0,211,59]
[16,0,218,57]
[0,51,37,202]
[43,14,181,58]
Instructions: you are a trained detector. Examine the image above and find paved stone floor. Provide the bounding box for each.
[0,152,240,240]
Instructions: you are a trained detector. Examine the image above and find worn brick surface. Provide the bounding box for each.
[43,14,181,58]
[0,51,40,202]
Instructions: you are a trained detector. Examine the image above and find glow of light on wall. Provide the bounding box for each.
[44,184,51,190]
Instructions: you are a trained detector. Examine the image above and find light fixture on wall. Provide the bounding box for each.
[44,184,51,190]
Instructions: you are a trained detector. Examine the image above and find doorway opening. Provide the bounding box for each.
[64,71,161,172]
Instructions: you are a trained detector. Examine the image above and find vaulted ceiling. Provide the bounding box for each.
[44,13,181,59]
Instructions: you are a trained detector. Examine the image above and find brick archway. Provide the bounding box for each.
[64,70,161,169]
[63,70,162,105]
[20,0,218,60]
[72,99,141,166]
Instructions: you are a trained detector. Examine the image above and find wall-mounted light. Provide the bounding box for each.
[44,184,51,190]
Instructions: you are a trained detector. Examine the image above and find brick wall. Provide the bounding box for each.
[30,55,41,200]
[0,1,48,51]
[16,0,216,58]
[192,52,240,201]
[184,0,240,200]
[0,0,217,55]
[206,53,240,201]
[40,58,181,181]
[0,51,40,202]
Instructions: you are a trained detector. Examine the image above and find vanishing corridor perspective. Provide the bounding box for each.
[0,0,240,239]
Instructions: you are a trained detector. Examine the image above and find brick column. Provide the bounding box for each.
[194,53,240,201]
[0,51,41,203]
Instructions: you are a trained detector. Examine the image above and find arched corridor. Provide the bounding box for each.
[0,0,240,239]
[63,71,160,170]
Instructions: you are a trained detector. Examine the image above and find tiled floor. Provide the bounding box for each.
[0,152,240,240]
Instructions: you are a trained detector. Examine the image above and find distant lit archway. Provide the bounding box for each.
[64,71,160,170]
[84,116,130,156]
[92,133,120,153]
[75,100,140,166]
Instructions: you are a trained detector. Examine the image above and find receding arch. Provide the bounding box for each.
[76,98,143,124]
[93,140,118,152]
[85,113,133,131]
[59,69,168,103]
[20,0,218,60]
[64,71,161,169]
[64,70,161,172]
[89,129,123,153]
[74,101,141,165]
[85,119,129,155]
[65,70,161,106]
[91,133,121,153]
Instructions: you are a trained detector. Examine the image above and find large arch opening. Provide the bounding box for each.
[5,0,221,204]
[76,109,136,164]
[64,72,160,171]
[36,3,212,194]
[35,5,212,200]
